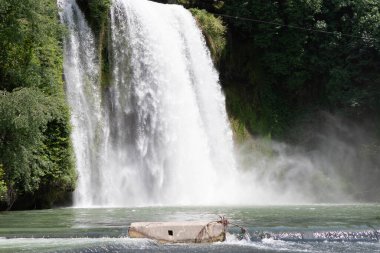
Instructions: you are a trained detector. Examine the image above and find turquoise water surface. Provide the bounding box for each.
[0,205,379,252]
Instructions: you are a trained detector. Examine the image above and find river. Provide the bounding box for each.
[1,205,379,252]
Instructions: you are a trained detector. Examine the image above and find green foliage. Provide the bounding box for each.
[0,164,6,201]
[88,0,111,21]
[35,99,76,208]
[221,0,380,138]
[76,0,111,90]
[190,8,226,63]
[168,0,224,11]
[77,0,111,34]
[0,89,76,209]
[0,89,54,202]
[0,0,64,93]
[225,86,258,141]
[0,0,75,210]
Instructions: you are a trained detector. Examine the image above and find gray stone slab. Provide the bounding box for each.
[128,221,226,243]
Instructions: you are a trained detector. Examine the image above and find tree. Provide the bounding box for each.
[0,0,76,210]
[0,88,54,209]
[0,0,64,93]
[221,0,380,137]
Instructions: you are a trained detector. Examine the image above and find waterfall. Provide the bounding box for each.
[60,0,238,207]
[59,0,106,206]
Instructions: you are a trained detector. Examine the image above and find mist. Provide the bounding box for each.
[234,112,380,204]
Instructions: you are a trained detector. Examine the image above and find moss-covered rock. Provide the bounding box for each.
[190,8,226,65]
[76,0,111,90]
[76,0,110,34]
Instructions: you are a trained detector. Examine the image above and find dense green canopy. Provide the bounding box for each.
[0,0,75,210]
[164,0,380,138]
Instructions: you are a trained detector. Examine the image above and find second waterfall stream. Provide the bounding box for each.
[60,0,245,207]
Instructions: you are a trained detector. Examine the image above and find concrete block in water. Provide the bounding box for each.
[128,221,226,243]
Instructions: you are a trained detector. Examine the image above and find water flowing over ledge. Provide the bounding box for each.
[60,0,238,207]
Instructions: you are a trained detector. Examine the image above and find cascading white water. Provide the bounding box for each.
[60,0,240,207]
[60,0,357,207]
[59,0,107,206]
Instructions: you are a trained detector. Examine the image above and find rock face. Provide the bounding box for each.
[128,221,226,243]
